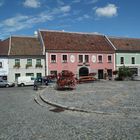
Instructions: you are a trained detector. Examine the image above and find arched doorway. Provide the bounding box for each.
[79,67,89,77]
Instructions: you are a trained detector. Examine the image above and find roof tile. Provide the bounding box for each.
[0,39,9,56]
[109,37,140,51]
[10,36,43,56]
[40,30,114,52]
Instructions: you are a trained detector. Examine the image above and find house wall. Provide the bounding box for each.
[116,52,140,75]
[8,57,45,82]
[46,52,115,79]
[0,58,9,77]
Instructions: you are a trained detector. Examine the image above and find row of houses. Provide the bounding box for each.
[0,29,140,82]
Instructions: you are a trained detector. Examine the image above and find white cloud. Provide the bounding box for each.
[95,4,118,17]
[0,13,53,38]
[0,4,72,39]
[3,15,29,27]
[60,5,71,13]
[23,0,41,8]
[77,14,91,21]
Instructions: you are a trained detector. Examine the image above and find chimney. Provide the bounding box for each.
[34,31,38,37]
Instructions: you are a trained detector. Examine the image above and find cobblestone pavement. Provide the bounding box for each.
[0,82,140,140]
[41,81,140,115]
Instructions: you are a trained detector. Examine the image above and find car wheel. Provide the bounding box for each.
[6,84,9,88]
[21,83,25,87]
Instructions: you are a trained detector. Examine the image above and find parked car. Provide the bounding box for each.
[17,76,35,86]
[132,74,140,81]
[33,76,56,90]
[0,79,15,87]
[33,77,50,90]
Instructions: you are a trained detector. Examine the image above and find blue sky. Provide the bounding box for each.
[0,0,140,40]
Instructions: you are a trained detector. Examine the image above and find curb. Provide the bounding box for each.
[39,87,112,115]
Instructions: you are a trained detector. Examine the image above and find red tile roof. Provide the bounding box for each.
[0,39,9,56]
[10,36,43,56]
[109,37,140,51]
[40,30,114,53]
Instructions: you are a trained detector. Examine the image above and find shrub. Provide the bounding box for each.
[118,66,133,80]
[56,70,76,90]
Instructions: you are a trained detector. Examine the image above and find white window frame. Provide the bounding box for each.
[50,54,57,63]
[120,57,124,64]
[107,54,112,63]
[84,54,90,63]
[61,54,68,63]
[77,54,90,63]
[97,54,103,63]
[131,57,135,64]
[78,54,84,63]
[27,58,32,65]
[15,58,20,65]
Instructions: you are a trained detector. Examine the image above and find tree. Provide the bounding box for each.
[118,65,132,80]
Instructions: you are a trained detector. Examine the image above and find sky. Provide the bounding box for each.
[0,0,140,40]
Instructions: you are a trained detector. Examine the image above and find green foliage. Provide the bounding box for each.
[118,65,132,79]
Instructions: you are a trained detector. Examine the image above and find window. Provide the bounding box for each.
[62,55,67,63]
[79,55,83,63]
[0,62,2,68]
[26,73,34,77]
[51,55,56,63]
[36,73,42,78]
[15,59,20,65]
[98,55,102,63]
[15,73,20,81]
[36,59,41,65]
[120,57,124,64]
[85,55,89,63]
[108,55,112,63]
[27,59,32,66]
[36,59,42,68]
[131,57,135,64]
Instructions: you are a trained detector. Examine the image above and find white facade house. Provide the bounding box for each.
[7,36,45,82]
[0,58,9,80]
[8,57,45,82]
[0,39,9,80]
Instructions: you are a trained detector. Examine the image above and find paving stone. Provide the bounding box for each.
[0,82,140,140]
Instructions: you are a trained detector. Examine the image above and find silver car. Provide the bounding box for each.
[0,79,15,87]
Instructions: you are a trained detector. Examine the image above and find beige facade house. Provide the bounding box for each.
[7,36,45,82]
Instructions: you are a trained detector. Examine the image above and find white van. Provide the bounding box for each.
[17,76,35,86]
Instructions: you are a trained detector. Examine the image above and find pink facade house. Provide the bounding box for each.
[39,30,115,79]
